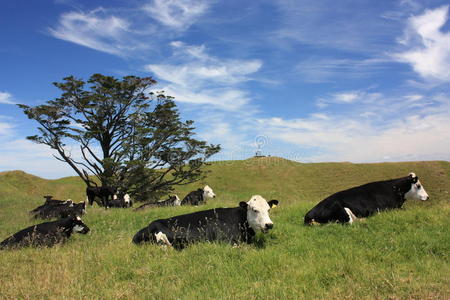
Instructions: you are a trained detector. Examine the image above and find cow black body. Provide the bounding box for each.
[86,186,117,208]
[108,193,132,208]
[134,195,180,211]
[0,216,90,250]
[181,189,205,206]
[132,206,254,249]
[304,174,426,224]
[30,200,86,220]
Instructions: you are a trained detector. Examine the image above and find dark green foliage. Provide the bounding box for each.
[18,74,220,201]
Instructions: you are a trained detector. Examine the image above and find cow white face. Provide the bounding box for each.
[240,195,279,233]
[405,174,429,201]
[172,195,181,206]
[72,216,90,234]
[203,185,216,199]
[123,194,131,204]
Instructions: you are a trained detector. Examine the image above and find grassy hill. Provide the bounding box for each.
[0,159,449,299]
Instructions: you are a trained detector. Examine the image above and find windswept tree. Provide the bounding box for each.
[18,74,220,202]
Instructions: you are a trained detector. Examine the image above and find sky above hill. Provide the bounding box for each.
[1,0,450,178]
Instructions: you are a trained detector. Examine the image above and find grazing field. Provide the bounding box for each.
[0,158,449,299]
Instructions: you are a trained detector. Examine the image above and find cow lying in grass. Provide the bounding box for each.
[108,193,133,208]
[134,195,181,211]
[132,195,279,249]
[0,216,90,250]
[180,185,216,205]
[304,172,429,225]
[30,199,86,219]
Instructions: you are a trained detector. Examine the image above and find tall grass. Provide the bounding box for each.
[0,159,449,299]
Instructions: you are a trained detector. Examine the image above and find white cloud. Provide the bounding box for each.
[393,5,450,82]
[147,41,262,88]
[316,90,383,108]
[0,139,75,179]
[161,85,251,111]
[0,91,15,104]
[0,119,15,136]
[146,42,262,110]
[273,0,399,54]
[49,8,149,56]
[256,93,450,163]
[143,0,210,30]
[295,58,389,83]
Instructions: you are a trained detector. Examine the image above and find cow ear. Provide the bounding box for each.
[239,202,248,208]
[268,200,279,208]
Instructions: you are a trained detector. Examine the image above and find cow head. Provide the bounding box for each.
[72,216,90,234]
[123,194,132,206]
[240,195,279,233]
[203,185,216,199]
[171,195,181,206]
[77,201,87,215]
[404,172,429,201]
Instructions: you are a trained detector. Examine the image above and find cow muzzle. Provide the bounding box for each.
[262,223,273,233]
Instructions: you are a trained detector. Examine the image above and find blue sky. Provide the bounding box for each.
[1,0,450,179]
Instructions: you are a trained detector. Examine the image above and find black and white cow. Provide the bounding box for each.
[86,186,117,208]
[42,195,71,206]
[180,185,216,206]
[132,195,279,249]
[134,195,181,211]
[0,216,90,250]
[304,173,429,225]
[30,200,86,219]
[29,196,73,216]
[108,193,133,208]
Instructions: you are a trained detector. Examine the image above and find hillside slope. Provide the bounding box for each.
[1,158,449,206]
[0,159,449,299]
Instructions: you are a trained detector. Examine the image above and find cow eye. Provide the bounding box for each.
[417,184,421,189]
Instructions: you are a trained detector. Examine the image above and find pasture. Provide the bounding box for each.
[0,158,449,299]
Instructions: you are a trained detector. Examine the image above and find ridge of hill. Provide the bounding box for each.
[1,159,449,206]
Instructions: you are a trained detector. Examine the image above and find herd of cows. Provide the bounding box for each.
[0,172,429,250]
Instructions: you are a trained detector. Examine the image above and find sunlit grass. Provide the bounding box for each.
[0,159,449,299]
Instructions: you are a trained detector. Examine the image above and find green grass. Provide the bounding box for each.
[0,158,449,299]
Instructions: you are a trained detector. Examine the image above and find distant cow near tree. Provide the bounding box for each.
[304,173,429,225]
[134,195,181,211]
[108,193,133,208]
[86,186,117,208]
[0,216,90,250]
[30,196,86,219]
[181,185,216,206]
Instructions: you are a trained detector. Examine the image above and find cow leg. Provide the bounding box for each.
[102,195,109,209]
[87,194,95,206]
[343,207,357,224]
[154,232,172,247]
[329,202,355,224]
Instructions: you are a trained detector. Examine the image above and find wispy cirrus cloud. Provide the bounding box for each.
[0,118,15,136]
[295,57,390,83]
[392,5,450,83]
[143,0,211,31]
[49,1,212,57]
[316,90,383,108]
[48,8,145,56]
[145,41,262,110]
[256,93,450,162]
[0,91,15,105]
[272,0,400,54]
